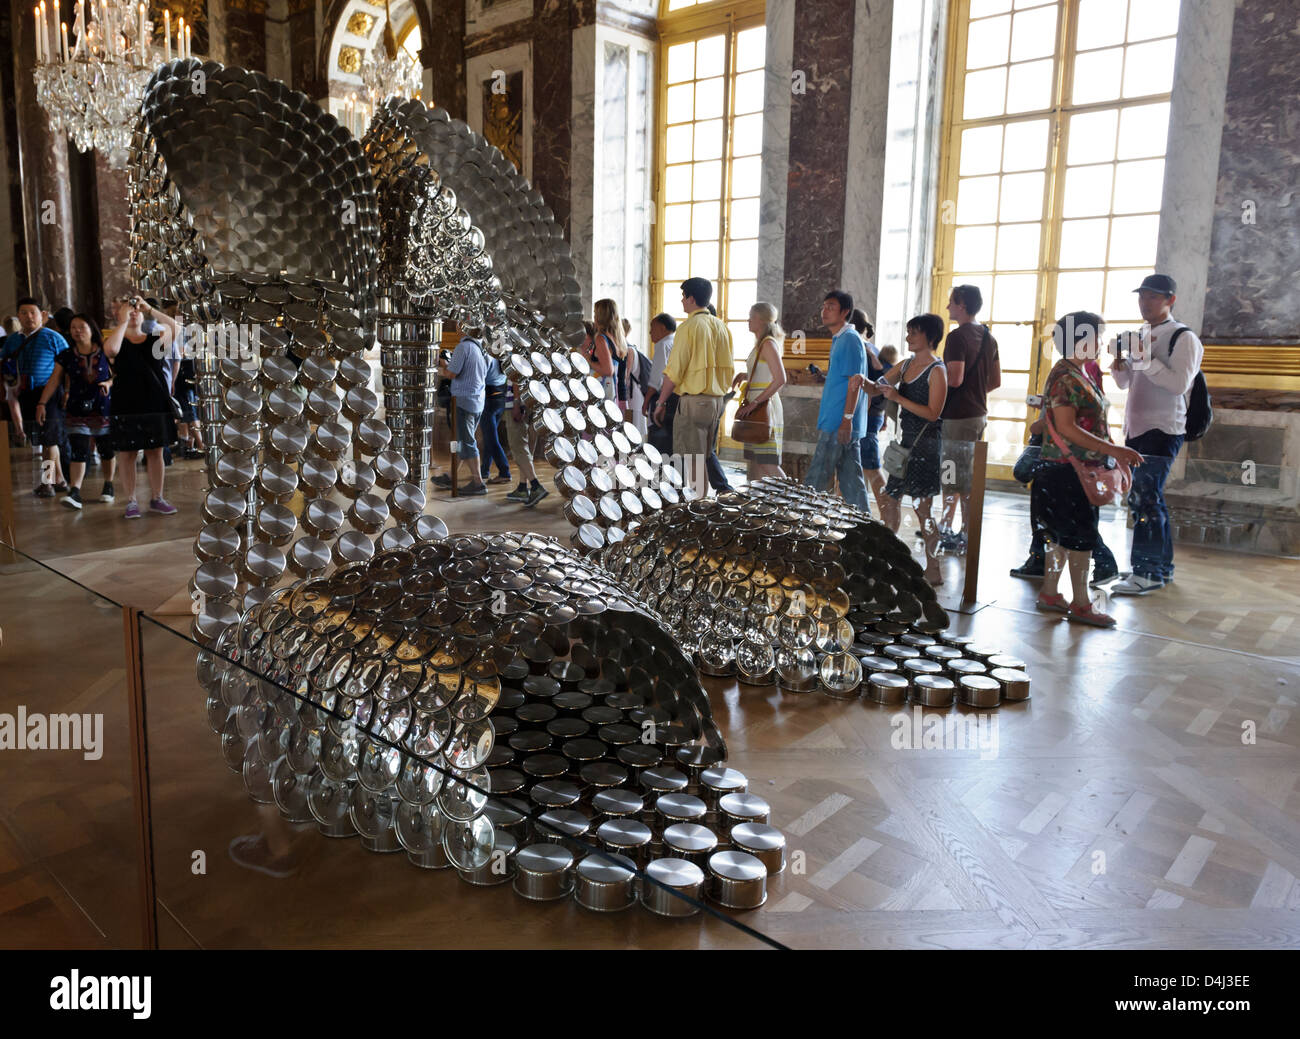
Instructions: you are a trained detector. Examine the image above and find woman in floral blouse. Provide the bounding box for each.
[1033,311,1142,627]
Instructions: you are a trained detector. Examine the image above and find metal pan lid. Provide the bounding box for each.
[708,849,766,881]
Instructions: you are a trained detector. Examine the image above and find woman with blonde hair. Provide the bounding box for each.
[731,301,787,479]
[592,298,628,405]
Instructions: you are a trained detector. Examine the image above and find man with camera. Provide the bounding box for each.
[1108,274,1203,596]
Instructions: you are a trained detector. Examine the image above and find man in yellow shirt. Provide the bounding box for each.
[653,277,735,492]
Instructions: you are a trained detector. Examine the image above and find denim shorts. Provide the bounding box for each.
[859,412,884,470]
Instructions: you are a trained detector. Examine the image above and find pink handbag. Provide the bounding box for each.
[1042,373,1132,507]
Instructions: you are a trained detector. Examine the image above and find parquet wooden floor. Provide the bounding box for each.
[2,444,1297,949]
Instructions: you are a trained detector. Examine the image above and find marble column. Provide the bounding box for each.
[93,156,132,318]
[11,1,76,309]
[288,0,322,96]
[424,0,466,118]
[757,0,794,308]
[1154,0,1234,337]
[265,0,293,84]
[840,0,892,322]
[1,0,23,310]
[780,0,856,335]
[226,0,270,71]
[570,21,597,310]
[1200,0,1299,345]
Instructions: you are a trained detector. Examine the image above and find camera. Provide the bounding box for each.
[1025,394,1044,408]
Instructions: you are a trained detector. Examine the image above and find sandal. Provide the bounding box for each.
[1035,593,1069,614]
[1068,602,1116,628]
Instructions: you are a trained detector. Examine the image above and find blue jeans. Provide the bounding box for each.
[479,391,510,479]
[1126,429,1183,581]
[805,430,871,514]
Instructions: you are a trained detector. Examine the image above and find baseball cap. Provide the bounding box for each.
[1134,274,1176,296]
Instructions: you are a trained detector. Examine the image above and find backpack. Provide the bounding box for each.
[1168,326,1212,441]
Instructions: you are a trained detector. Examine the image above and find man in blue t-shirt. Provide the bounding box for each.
[433,329,488,495]
[2,296,68,495]
[803,290,871,513]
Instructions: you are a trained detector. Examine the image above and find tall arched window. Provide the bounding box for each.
[933,0,1179,469]
[653,0,765,352]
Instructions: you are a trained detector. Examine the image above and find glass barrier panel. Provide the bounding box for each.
[0,544,141,947]
[138,612,782,949]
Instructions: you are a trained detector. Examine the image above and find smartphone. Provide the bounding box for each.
[1025,394,1044,408]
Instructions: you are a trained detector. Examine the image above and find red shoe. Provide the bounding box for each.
[1035,592,1069,614]
[1068,602,1116,628]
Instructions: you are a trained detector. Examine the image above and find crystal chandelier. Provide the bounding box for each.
[359,1,421,113]
[31,0,185,169]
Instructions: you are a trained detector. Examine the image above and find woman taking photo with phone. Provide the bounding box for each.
[104,296,180,518]
[864,313,949,586]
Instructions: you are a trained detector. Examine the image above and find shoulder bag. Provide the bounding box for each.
[1042,368,1131,507]
[729,382,771,445]
[880,359,938,479]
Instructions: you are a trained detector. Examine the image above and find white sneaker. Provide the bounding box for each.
[1110,574,1164,596]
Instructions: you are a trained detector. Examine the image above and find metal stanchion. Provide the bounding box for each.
[0,420,17,562]
[962,439,989,606]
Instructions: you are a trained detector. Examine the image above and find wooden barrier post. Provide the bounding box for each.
[122,607,159,949]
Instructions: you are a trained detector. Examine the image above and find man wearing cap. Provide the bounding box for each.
[1109,274,1203,595]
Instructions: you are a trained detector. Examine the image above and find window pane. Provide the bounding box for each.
[1005,59,1054,113]
[664,203,691,241]
[1113,157,1164,212]
[1104,268,1151,317]
[992,272,1038,319]
[728,239,758,280]
[666,82,693,123]
[1076,0,1126,51]
[727,280,758,316]
[731,155,762,198]
[693,160,722,200]
[1116,102,1170,159]
[954,225,997,270]
[690,240,719,279]
[666,42,694,84]
[1127,0,1179,42]
[969,0,1013,17]
[1108,214,1159,267]
[696,35,725,76]
[966,13,1011,69]
[991,322,1032,371]
[1123,38,1176,98]
[1054,270,1106,317]
[665,164,692,203]
[963,66,1008,119]
[1002,119,1049,171]
[666,123,693,163]
[1072,47,1123,105]
[735,26,765,72]
[695,77,724,120]
[1058,217,1110,268]
[960,125,1004,175]
[1009,5,1057,62]
[999,170,1044,222]
[732,113,763,155]
[957,175,1000,224]
[664,243,690,283]
[731,197,759,239]
[1068,109,1118,164]
[691,201,720,240]
[734,70,765,113]
[693,119,723,161]
[996,222,1041,269]
[1062,164,1113,217]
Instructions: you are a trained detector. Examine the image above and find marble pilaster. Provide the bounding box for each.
[288,0,322,96]
[92,156,131,319]
[424,0,467,118]
[1200,0,1300,344]
[570,22,597,311]
[781,0,856,335]
[1154,0,1234,337]
[840,0,892,321]
[757,0,794,309]
[12,2,76,309]
[226,0,270,72]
